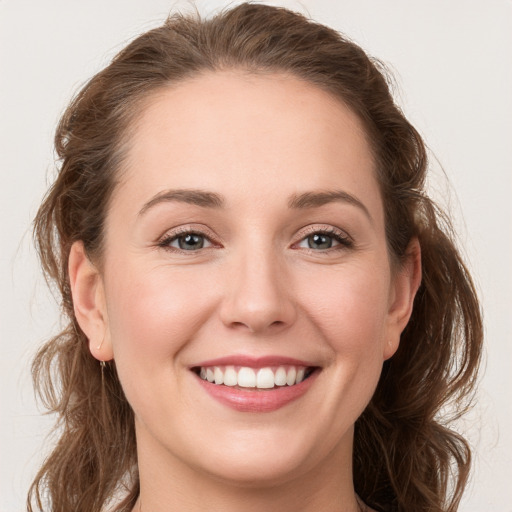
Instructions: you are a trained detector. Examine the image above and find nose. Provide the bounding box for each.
[219,248,297,335]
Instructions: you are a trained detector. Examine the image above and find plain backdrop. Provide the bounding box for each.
[1,1,511,510]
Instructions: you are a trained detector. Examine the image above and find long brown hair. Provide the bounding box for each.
[29,3,483,511]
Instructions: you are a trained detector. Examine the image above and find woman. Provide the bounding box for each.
[28,3,482,512]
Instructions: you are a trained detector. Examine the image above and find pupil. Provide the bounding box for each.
[179,234,204,250]
[309,233,332,249]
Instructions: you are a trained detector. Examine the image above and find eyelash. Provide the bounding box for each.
[293,226,353,253]
[157,226,219,253]
[157,225,353,253]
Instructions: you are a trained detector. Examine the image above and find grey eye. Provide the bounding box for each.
[308,233,334,249]
[296,229,352,251]
[171,233,210,251]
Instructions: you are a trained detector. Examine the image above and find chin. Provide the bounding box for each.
[201,450,314,489]
[184,424,342,489]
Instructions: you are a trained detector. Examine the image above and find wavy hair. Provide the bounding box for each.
[29,3,482,511]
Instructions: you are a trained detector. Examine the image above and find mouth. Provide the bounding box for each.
[192,364,318,390]
[190,357,321,412]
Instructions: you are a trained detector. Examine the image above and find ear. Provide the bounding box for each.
[68,241,113,362]
[383,238,422,360]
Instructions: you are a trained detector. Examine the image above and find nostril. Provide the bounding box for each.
[231,321,250,330]
[229,319,288,334]
[219,291,297,334]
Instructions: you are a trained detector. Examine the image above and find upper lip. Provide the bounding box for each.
[191,355,319,369]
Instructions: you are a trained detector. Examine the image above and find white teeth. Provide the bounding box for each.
[223,366,237,386]
[198,365,312,389]
[286,367,297,386]
[237,367,256,387]
[274,366,287,386]
[214,367,224,385]
[256,368,275,389]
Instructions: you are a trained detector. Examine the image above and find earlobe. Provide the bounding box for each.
[384,238,422,360]
[68,241,113,361]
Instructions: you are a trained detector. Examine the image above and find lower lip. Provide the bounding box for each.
[195,370,319,413]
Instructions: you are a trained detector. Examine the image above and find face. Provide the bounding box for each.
[71,71,418,490]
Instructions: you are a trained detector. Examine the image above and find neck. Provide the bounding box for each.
[134,426,363,512]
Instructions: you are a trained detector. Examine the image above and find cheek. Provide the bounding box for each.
[102,261,222,422]
[297,260,391,358]
[104,262,217,366]
[291,260,392,431]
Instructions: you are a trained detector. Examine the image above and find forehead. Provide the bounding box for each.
[114,71,381,218]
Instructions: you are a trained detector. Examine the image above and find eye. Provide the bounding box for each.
[303,233,336,250]
[295,228,353,251]
[159,231,213,251]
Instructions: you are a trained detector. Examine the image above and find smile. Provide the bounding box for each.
[196,365,312,389]
[191,356,320,412]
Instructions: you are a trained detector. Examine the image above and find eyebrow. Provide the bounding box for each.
[138,187,372,222]
[288,190,372,222]
[138,189,225,216]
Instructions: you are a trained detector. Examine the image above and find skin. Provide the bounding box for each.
[69,71,421,512]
